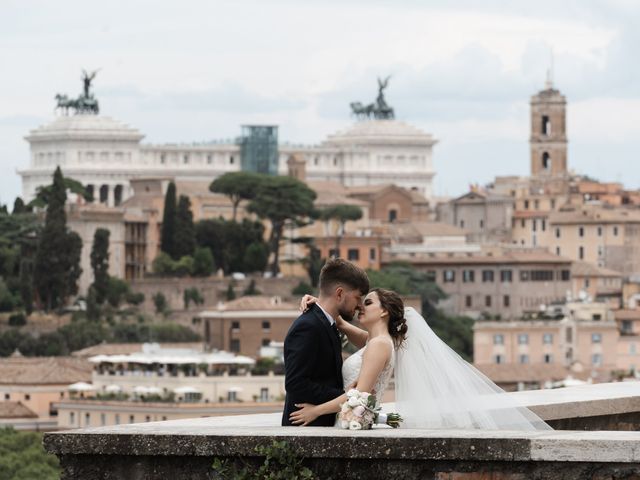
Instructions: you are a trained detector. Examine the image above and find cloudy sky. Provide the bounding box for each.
[1,0,639,205]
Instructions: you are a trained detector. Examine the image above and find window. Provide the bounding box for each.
[425,270,436,282]
[369,248,376,261]
[597,226,603,236]
[493,334,504,345]
[592,333,602,343]
[329,248,339,258]
[561,270,571,281]
[519,354,529,364]
[129,415,135,423]
[520,271,530,282]
[229,155,235,164]
[551,199,556,209]
[579,226,584,237]
[534,200,539,210]
[460,220,465,228]
[542,115,551,135]
[614,226,619,236]
[228,391,238,402]
[541,219,546,231]
[531,270,554,281]
[230,339,240,352]
[592,354,602,366]
[101,414,106,426]
[543,333,553,344]
[262,321,271,331]
[579,246,584,260]
[542,152,551,170]
[162,416,167,421]
[85,413,91,427]
[543,354,553,364]
[485,295,492,307]
[25,394,30,401]
[70,412,75,425]
[524,200,529,209]
[347,249,359,261]
[207,154,213,164]
[555,228,561,239]
[622,320,633,334]
[160,154,166,164]
[4,393,9,400]
[503,295,510,307]
[518,333,529,345]
[260,387,269,402]
[465,295,472,308]
[262,338,271,347]
[231,321,240,331]
[556,247,561,255]
[585,278,591,288]
[145,415,151,422]
[479,219,484,229]
[500,270,512,282]
[183,154,189,164]
[494,354,503,364]
[115,414,120,425]
[592,313,601,320]
[482,270,494,282]
[462,270,475,283]
[443,270,455,283]
[521,219,525,228]
[388,209,397,223]
[631,343,637,354]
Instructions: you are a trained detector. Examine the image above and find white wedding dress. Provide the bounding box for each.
[341,307,551,431]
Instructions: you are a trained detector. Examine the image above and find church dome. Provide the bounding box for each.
[25,114,144,143]
[323,119,436,147]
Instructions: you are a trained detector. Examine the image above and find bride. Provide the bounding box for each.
[289,289,551,430]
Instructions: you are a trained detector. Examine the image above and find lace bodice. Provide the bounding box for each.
[342,337,395,406]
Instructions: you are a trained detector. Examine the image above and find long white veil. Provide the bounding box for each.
[394,307,551,430]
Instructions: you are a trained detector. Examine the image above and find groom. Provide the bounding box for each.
[281,258,369,426]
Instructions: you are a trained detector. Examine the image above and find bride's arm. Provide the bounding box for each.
[299,294,369,349]
[289,339,392,426]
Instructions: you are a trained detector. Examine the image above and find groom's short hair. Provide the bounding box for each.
[319,258,369,296]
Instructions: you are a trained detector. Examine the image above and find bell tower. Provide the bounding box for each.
[530,74,568,178]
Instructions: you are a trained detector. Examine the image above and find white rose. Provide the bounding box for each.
[347,389,359,398]
[340,420,350,429]
[349,420,363,430]
[341,403,350,413]
[347,396,360,407]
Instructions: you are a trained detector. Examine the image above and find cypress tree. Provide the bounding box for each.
[174,195,196,259]
[160,181,177,259]
[33,167,83,311]
[90,228,110,304]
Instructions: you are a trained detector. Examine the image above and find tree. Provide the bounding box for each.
[105,277,130,308]
[0,428,60,480]
[226,283,236,301]
[174,195,196,258]
[243,279,261,296]
[209,171,262,221]
[90,228,110,304]
[247,176,317,277]
[244,242,269,273]
[183,287,204,309]
[160,181,178,259]
[28,176,92,209]
[152,292,168,315]
[192,247,215,276]
[12,197,28,215]
[33,167,83,311]
[319,204,363,257]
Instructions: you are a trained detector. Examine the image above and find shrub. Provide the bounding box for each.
[8,313,26,327]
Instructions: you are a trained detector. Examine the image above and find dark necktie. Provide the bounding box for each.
[331,323,340,339]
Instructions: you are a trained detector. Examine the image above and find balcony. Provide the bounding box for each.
[44,382,640,479]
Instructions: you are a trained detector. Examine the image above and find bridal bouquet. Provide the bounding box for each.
[337,389,403,430]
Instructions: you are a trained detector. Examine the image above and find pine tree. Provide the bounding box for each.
[33,167,83,311]
[12,197,27,215]
[160,181,177,259]
[90,228,110,304]
[174,195,196,259]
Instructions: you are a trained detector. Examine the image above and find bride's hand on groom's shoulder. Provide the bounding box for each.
[289,403,320,426]
[299,294,318,312]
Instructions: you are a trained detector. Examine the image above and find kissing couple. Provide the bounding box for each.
[282,258,551,430]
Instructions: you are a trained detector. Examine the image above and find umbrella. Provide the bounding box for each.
[174,386,201,394]
[104,384,122,393]
[68,382,96,391]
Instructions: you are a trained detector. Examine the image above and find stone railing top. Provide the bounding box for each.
[44,382,640,465]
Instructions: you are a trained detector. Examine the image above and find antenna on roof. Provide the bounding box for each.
[545,48,554,89]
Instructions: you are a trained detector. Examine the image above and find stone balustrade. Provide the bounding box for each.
[44,382,640,479]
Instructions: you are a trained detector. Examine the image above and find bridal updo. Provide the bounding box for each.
[372,288,407,348]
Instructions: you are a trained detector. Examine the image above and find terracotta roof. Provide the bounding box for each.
[72,342,204,357]
[0,357,92,385]
[549,207,640,225]
[475,363,570,383]
[614,309,640,321]
[571,261,622,278]
[218,295,298,311]
[412,222,468,237]
[0,401,38,419]
[306,181,347,195]
[513,210,549,219]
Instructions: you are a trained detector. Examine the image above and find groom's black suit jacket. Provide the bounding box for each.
[281,303,344,426]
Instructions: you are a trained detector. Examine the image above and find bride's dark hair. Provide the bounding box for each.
[372,288,407,348]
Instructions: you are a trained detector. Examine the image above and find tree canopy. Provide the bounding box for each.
[319,204,363,256]
[209,171,262,221]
